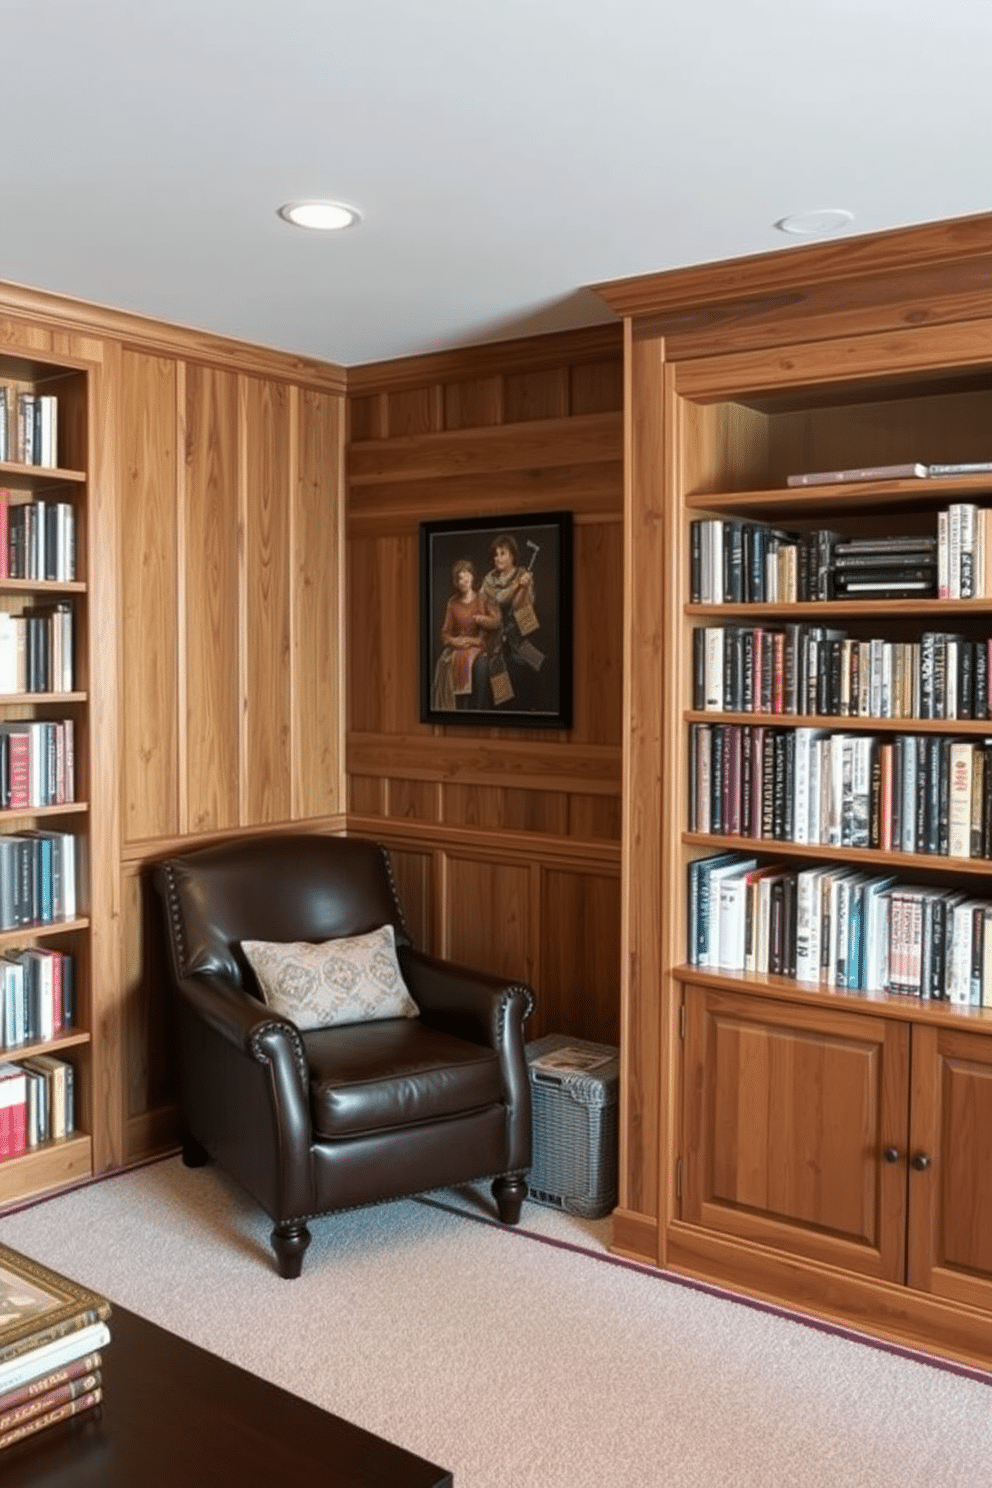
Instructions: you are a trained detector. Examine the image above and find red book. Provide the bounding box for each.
[0,1386,102,1451]
[0,1351,102,1416]
[4,728,30,810]
[0,1063,26,1159]
[0,1367,101,1435]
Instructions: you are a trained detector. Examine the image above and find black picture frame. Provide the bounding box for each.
[420,510,573,728]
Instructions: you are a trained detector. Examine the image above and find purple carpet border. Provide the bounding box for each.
[415,1194,992,1391]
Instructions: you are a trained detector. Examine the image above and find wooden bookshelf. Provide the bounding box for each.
[0,354,92,1196]
[599,212,992,1371]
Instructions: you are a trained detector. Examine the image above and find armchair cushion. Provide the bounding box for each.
[304,1019,503,1139]
[242,924,419,1031]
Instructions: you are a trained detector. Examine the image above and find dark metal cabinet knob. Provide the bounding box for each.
[910,1152,932,1171]
[883,1147,901,1163]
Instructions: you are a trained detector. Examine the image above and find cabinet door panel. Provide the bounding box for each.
[909,1024,992,1308]
[683,986,909,1282]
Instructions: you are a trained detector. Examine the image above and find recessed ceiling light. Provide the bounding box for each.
[277,200,361,232]
[774,209,854,237]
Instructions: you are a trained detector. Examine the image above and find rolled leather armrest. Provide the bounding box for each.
[174,970,306,1066]
[398,948,534,1049]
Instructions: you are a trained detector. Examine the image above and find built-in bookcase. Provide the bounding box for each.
[0,354,90,1192]
[599,214,992,1371]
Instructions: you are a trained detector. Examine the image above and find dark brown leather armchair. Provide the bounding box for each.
[154,833,534,1277]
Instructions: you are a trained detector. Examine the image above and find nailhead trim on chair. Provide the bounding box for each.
[278,1167,532,1229]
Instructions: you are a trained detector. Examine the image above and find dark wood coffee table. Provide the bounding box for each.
[0,1304,454,1487]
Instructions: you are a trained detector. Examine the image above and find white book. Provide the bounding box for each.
[937,508,949,599]
[866,884,894,993]
[795,865,827,983]
[959,503,977,599]
[792,728,827,846]
[703,857,757,969]
[0,612,17,695]
[948,503,962,600]
[709,520,724,605]
[900,737,918,855]
[850,735,874,849]
[947,900,982,1005]
[0,1321,110,1396]
[703,628,724,712]
[826,735,846,847]
[948,740,974,860]
[717,872,750,972]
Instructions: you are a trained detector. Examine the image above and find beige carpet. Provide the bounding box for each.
[2,1157,991,1487]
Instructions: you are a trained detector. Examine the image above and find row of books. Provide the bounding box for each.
[689,724,992,859]
[0,720,75,810]
[0,832,79,931]
[0,1053,74,1157]
[0,390,59,469]
[0,493,76,582]
[0,948,74,1049]
[0,604,74,694]
[0,1244,109,1453]
[693,625,992,721]
[689,850,992,1003]
[690,509,992,604]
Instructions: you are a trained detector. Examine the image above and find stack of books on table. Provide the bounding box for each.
[0,1243,110,1452]
[828,535,939,600]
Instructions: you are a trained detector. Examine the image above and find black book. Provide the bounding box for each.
[975,641,989,722]
[938,736,952,856]
[923,733,944,855]
[919,632,937,719]
[761,730,776,839]
[782,870,798,978]
[959,641,975,720]
[690,521,703,605]
[724,521,745,604]
[692,628,705,710]
[833,535,939,556]
[772,730,788,841]
[710,725,725,835]
[747,525,766,605]
[768,874,787,975]
[741,629,755,713]
[782,729,796,841]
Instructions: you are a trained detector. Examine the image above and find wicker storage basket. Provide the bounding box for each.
[525,1034,619,1218]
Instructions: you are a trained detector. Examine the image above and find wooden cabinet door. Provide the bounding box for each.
[682,986,910,1282]
[908,1023,992,1309]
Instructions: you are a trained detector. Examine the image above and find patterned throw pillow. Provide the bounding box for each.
[241,924,419,1030]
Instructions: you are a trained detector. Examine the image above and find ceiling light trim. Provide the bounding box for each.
[277,200,362,232]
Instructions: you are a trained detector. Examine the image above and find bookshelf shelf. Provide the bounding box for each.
[0,461,86,484]
[603,214,992,1371]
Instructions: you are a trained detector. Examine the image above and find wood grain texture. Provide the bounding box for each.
[183,364,240,832]
[682,986,910,1283]
[120,350,179,842]
[244,375,292,824]
[537,869,621,1045]
[293,386,345,820]
[348,411,622,485]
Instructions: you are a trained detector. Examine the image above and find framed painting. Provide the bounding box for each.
[419,510,573,728]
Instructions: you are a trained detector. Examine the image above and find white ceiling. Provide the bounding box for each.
[6,0,992,368]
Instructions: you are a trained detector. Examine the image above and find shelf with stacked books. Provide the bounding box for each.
[0,354,92,1204]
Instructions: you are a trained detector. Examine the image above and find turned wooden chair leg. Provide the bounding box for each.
[492,1174,528,1225]
[272,1221,312,1279]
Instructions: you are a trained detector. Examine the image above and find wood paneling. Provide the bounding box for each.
[183,364,241,833]
[120,352,179,842]
[345,327,625,1087]
[244,376,292,824]
[293,387,345,819]
[538,870,622,1045]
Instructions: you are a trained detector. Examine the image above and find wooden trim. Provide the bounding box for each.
[118,814,349,867]
[347,463,623,537]
[594,210,992,321]
[347,410,622,485]
[347,324,623,395]
[609,1208,660,1268]
[347,732,620,795]
[0,279,347,392]
[345,814,621,875]
[666,1220,992,1374]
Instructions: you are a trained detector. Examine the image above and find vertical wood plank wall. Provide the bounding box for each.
[346,326,625,1049]
[116,340,346,1161]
